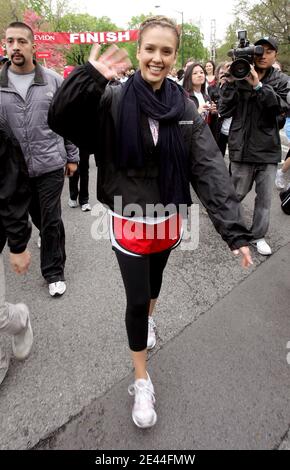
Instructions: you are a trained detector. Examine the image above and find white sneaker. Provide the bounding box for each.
[81,203,91,212]
[147,317,156,350]
[48,281,66,297]
[252,238,272,256]
[275,169,286,190]
[68,198,78,208]
[11,304,33,361]
[0,349,10,385]
[128,372,157,428]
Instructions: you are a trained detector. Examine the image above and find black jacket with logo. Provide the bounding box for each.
[48,62,253,250]
[218,67,290,163]
[0,116,31,254]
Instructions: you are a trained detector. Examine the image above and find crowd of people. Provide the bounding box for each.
[0,16,289,431]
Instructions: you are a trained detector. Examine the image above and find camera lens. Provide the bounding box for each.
[229,58,251,80]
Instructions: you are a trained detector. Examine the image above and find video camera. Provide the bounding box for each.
[227,30,264,80]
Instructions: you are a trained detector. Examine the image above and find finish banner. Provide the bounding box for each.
[34,30,139,45]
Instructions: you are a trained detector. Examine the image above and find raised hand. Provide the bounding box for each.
[88,43,132,81]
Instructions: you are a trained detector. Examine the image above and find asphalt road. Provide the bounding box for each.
[1,151,290,450]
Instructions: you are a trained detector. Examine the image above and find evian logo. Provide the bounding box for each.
[34,34,55,41]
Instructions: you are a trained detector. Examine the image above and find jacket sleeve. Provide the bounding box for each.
[64,139,79,163]
[218,82,239,118]
[189,109,253,250]
[0,126,32,254]
[219,73,290,119]
[48,62,109,153]
[253,74,289,115]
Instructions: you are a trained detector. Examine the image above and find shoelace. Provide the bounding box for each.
[128,381,156,406]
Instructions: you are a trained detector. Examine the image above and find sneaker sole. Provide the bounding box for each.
[132,411,157,428]
[147,339,156,350]
[49,286,67,297]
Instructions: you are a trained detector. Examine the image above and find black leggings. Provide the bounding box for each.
[115,249,171,352]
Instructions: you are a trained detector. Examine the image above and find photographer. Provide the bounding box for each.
[219,36,290,255]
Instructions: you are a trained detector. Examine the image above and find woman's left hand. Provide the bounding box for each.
[232,246,253,268]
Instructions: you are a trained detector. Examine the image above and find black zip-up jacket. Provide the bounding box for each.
[218,67,290,163]
[48,62,253,250]
[0,116,31,254]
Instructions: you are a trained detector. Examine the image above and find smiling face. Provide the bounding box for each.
[136,25,178,91]
[5,27,36,72]
[191,65,206,89]
[205,61,214,75]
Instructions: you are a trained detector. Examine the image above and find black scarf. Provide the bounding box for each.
[117,71,192,207]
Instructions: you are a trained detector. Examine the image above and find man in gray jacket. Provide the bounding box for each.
[0,21,79,296]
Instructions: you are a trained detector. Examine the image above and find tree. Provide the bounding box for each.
[0,0,24,35]
[23,9,69,72]
[182,23,208,65]
[59,15,119,65]
[234,0,289,43]
[26,0,72,29]
[231,0,290,71]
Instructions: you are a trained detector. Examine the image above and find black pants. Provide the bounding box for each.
[217,132,228,157]
[29,168,66,283]
[69,150,90,205]
[115,249,171,352]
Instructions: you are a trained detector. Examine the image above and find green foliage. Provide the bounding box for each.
[60,15,119,65]
[228,0,290,72]
[182,23,208,67]
[0,0,24,35]
[27,0,46,15]
[128,13,154,29]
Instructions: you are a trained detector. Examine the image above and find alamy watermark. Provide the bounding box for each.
[90,196,200,251]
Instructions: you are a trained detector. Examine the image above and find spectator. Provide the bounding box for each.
[208,61,233,155]
[0,22,79,296]
[183,62,218,134]
[68,148,92,211]
[275,111,290,189]
[219,37,290,255]
[205,60,216,89]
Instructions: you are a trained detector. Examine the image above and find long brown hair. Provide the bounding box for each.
[183,63,206,94]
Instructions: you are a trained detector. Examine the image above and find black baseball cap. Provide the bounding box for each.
[254,37,278,51]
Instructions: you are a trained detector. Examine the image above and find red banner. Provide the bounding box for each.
[34,30,138,45]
